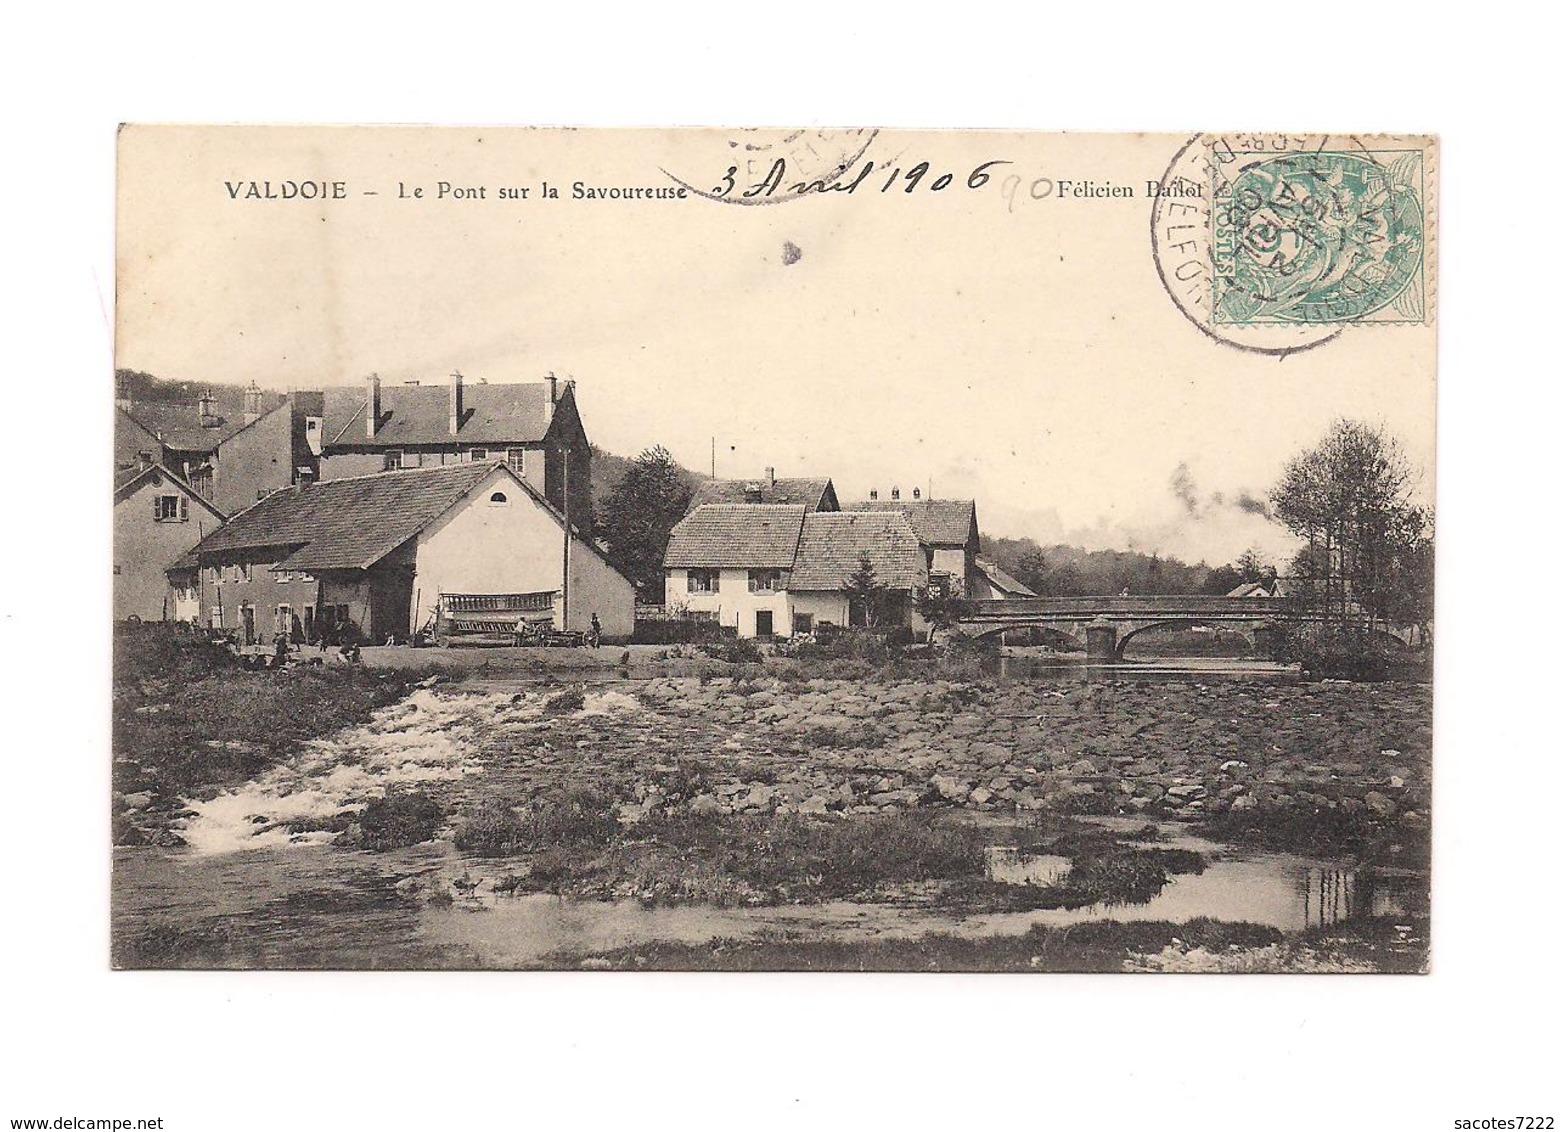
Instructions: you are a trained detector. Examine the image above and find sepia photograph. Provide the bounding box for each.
[108,127,1438,973]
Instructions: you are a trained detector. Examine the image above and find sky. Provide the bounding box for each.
[116,127,1436,568]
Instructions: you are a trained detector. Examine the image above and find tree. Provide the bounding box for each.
[915,586,974,643]
[843,552,899,628]
[1270,419,1433,646]
[596,445,695,600]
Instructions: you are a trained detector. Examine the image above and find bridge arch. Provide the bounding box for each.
[972,623,1087,651]
[1113,619,1260,660]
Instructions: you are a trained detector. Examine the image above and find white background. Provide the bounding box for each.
[1,5,1559,1130]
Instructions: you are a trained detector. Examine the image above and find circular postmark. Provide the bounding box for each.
[1151,133,1433,356]
[661,127,879,206]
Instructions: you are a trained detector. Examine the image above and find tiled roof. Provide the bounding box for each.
[855,499,976,547]
[663,505,806,569]
[688,476,836,512]
[113,462,227,520]
[790,511,924,592]
[974,556,1036,597]
[188,463,505,571]
[117,394,286,455]
[320,381,558,449]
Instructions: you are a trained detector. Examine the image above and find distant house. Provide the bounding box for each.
[687,469,838,513]
[116,383,317,515]
[1226,581,1275,599]
[971,555,1037,599]
[316,372,592,525]
[857,492,981,598]
[179,462,633,644]
[663,504,926,638]
[114,460,226,622]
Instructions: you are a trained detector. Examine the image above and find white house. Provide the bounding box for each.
[663,504,927,638]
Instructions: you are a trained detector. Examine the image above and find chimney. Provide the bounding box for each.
[243,381,263,424]
[765,466,775,487]
[869,489,878,500]
[890,486,901,501]
[136,450,154,471]
[365,373,381,439]
[297,466,316,488]
[546,372,558,404]
[197,390,218,427]
[743,481,763,503]
[912,487,921,500]
[448,369,464,437]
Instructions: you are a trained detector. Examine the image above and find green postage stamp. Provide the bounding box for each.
[1210,143,1428,326]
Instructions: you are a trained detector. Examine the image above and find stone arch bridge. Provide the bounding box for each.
[955,595,1417,660]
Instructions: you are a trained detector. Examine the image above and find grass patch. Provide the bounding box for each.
[356,789,445,851]
[113,624,416,810]
[453,786,621,857]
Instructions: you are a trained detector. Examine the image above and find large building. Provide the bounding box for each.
[115,383,318,516]
[113,460,227,622]
[664,504,926,638]
[856,492,981,598]
[177,462,633,643]
[316,371,592,525]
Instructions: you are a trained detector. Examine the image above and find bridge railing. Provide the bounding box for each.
[964,595,1291,619]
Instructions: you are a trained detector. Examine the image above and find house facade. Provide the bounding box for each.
[316,372,592,524]
[113,462,227,621]
[664,505,926,638]
[115,383,317,516]
[858,493,980,598]
[180,462,633,644]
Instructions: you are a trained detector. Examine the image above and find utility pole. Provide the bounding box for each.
[710,436,715,480]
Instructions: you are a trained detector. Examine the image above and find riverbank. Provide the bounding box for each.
[113,627,1430,970]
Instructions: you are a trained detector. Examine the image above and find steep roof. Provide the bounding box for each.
[974,556,1037,597]
[117,394,287,455]
[113,462,228,521]
[187,463,506,571]
[855,499,977,547]
[320,381,566,449]
[663,505,806,569]
[790,511,924,591]
[688,476,836,512]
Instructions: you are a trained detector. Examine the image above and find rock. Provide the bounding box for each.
[968,787,994,805]
[929,774,969,802]
[579,957,613,971]
[798,795,830,815]
[1363,791,1398,819]
[1219,760,1249,773]
[1389,775,1406,789]
[1166,784,1207,801]
[122,791,154,810]
[688,794,723,815]
[1230,794,1257,812]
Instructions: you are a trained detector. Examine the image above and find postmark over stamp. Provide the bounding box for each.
[1211,148,1426,326]
[1151,133,1436,355]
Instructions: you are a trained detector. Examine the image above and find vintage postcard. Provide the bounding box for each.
[112,127,1435,972]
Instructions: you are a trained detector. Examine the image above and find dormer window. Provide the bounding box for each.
[470,448,488,462]
[383,450,403,471]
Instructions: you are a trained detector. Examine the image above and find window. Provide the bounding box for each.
[506,448,525,475]
[276,603,292,634]
[383,450,403,471]
[469,448,488,462]
[153,494,187,522]
[274,567,292,584]
[297,572,315,584]
[232,563,252,583]
[793,612,814,636]
[488,491,508,506]
[687,569,719,594]
[748,569,784,593]
[113,564,122,576]
[306,419,318,432]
